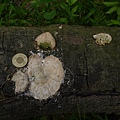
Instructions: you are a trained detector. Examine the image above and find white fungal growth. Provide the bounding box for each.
[28,54,64,100]
[93,33,112,45]
[27,54,43,75]
[12,53,28,68]
[11,70,28,93]
[34,32,56,49]
[11,54,64,100]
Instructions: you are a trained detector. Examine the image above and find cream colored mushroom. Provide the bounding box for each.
[34,32,56,50]
[93,33,112,45]
[11,69,28,93]
[28,54,64,100]
[12,53,28,68]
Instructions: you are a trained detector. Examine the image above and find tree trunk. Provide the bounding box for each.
[0,25,120,120]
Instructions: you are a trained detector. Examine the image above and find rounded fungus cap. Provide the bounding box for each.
[12,53,28,68]
[28,54,64,100]
[34,32,56,50]
[93,33,112,45]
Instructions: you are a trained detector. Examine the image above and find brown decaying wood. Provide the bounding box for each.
[0,25,120,120]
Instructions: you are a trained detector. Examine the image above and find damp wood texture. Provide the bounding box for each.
[0,25,120,120]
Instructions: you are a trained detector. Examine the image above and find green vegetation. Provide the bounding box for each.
[103,1,120,25]
[0,0,120,26]
[39,42,51,50]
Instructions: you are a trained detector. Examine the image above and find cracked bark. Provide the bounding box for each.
[0,25,120,120]
[84,45,89,90]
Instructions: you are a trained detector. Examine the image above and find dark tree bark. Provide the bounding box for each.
[0,25,120,120]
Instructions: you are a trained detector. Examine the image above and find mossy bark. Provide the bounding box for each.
[0,25,120,120]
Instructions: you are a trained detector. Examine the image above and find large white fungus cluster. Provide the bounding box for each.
[12,54,64,100]
[11,32,64,100]
[28,54,64,100]
[11,53,64,100]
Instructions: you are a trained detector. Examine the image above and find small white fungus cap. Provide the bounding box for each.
[12,53,28,68]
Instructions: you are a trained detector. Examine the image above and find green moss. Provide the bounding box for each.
[39,42,51,50]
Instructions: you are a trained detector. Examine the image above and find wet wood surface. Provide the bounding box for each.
[0,25,120,120]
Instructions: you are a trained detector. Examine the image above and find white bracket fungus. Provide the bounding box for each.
[11,53,64,100]
[93,33,112,45]
[11,69,28,93]
[34,32,56,50]
[28,54,64,100]
[12,53,28,68]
